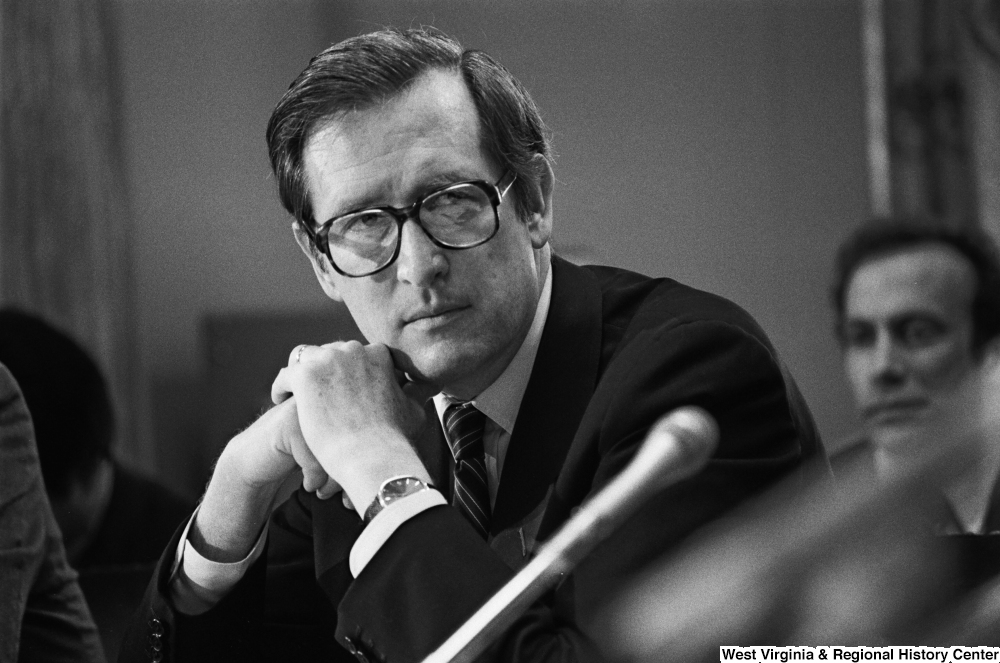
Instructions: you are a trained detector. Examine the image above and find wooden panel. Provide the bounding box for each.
[0,1,144,466]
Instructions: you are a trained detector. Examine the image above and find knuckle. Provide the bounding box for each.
[340,340,365,357]
[367,343,391,360]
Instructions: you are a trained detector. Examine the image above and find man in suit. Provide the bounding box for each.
[0,362,106,662]
[122,27,820,662]
[832,219,1000,544]
[832,220,1000,499]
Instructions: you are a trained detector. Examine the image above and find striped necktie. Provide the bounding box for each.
[443,401,491,539]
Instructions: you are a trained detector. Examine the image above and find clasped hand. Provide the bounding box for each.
[268,341,432,516]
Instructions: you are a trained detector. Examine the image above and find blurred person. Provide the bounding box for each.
[600,436,994,661]
[0,361,106,662]
[0,310,194,660]
[121,27,820,663]
[595,221,1000,661]
[831,219,1000,541]
[0,309,194,569]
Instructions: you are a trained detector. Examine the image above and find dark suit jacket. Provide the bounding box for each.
[0,363,106,663]
[831,437,1000,592]
[78,463,195,570]
[74,464,194,662]
[121,257,821,663]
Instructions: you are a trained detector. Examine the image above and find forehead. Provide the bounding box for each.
[844,244,976,322]
[302,69,488,216]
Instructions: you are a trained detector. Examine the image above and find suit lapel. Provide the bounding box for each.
[490,256,603,535]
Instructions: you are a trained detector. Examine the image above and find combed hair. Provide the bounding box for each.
[266,26,551,228]
[832,217,1000,354]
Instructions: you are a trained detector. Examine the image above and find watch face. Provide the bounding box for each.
[381,477,425,505]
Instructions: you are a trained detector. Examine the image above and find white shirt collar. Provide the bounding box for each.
[943,427,1000,534]
[434,266,553,435]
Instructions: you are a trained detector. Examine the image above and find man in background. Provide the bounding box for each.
[0,361,106,662]
[0,309,194,660]
[832,219,1000,539]
[0,309,194,569]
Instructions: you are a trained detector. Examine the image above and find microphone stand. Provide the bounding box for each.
[420,406,719,663]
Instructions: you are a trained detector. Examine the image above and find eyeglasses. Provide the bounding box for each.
[302,171,517,278]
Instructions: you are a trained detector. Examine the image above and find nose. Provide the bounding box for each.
[870,333,907,389]
[395,219,449,287]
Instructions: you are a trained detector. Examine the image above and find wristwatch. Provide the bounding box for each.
[363,475,434,524]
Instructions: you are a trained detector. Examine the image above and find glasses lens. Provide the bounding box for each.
[419,183,496,247]
[327,211,397,276]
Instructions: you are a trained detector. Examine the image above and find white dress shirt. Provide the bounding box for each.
[170,268,553,614]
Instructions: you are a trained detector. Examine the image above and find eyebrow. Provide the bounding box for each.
[321,169,488,222]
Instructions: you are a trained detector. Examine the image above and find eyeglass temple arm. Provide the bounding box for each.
[497,171,517,198]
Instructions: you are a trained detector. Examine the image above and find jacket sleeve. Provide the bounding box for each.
[117,485,361,663]
[334,319,819,663]
[0,364,106,663]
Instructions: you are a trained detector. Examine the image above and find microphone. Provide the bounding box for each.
[420,406,719,663]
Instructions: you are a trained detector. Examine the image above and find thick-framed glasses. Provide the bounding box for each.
[302,171,517,278]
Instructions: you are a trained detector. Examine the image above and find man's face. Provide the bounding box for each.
[297,69,552,398]
[841,244,980,450]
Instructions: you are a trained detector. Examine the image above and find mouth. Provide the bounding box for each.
[403,304,470,327]
[862,398,930,424]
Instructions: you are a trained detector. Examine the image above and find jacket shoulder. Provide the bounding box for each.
[582,263,777,366]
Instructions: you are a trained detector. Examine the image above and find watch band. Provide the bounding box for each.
[362,475,434,524]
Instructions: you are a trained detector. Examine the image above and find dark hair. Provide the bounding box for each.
[0,309,114,498]
[265,26,551,230]
[832,217,1000,354]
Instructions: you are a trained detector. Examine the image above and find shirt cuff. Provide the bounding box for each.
[349,489,447,577]
[167,505,269,615]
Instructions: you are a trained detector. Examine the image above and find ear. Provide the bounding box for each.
[292,221,344,302]
[521,154,554,250]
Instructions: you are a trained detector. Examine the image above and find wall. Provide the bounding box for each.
[116,0,868,479]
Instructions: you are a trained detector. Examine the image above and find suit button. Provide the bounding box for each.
[343,637,358,655]
[148,618,164,637]
[151,652,163,663]
[147,635,163,652]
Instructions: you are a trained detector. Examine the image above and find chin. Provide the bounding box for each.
[404,344,487,390]
[869,420,935,454]
[409,347,477,385]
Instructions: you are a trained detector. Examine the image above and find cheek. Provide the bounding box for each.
[911,343,973,390]
[844,352,873,395]
[338,286,394,344]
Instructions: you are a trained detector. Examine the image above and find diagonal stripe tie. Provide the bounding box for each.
[443,401,491,539]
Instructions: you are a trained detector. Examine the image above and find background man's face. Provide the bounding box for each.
[298,69,551,397]
[841,244,979,450]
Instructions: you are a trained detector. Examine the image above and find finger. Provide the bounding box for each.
[403,381,439,406]
[271,366,294,405]
[301,466,327,493]
[381,344,418,377]
[290,431,329,490]
[315,476,342,500]
[392,363,414,387]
